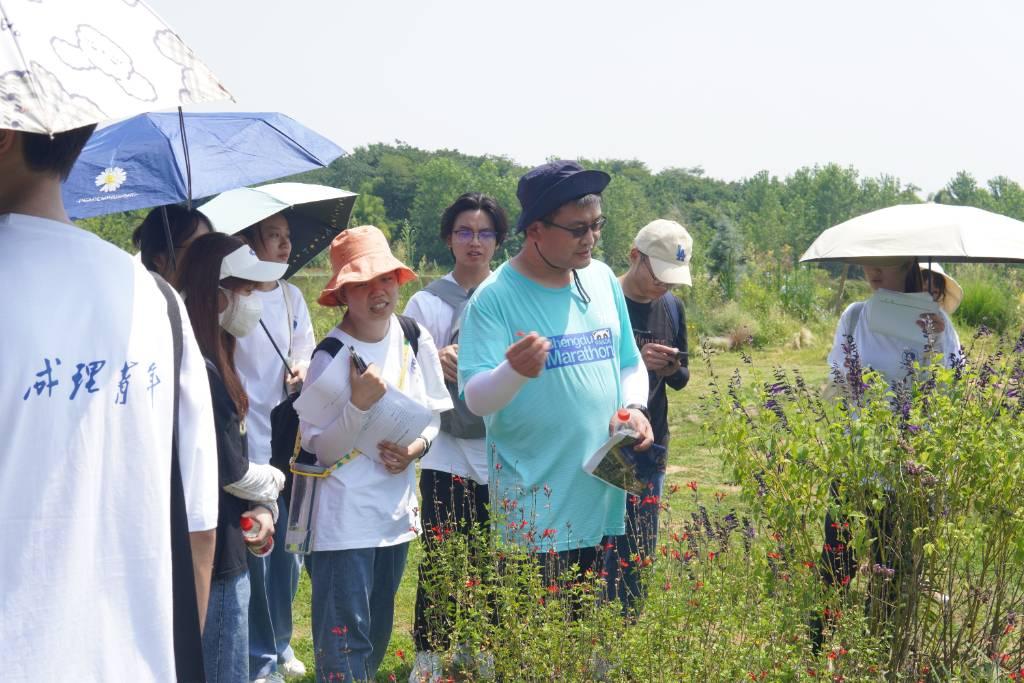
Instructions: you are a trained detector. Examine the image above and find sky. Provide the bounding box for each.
[147,0,1024,194]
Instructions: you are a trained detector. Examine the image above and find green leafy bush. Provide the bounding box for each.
[954,272,1018,333]
[712,333,1024,677]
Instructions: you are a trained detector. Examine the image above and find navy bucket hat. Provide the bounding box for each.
[515,160,611,232]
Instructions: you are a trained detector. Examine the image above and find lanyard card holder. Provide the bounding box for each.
[285,452,340,555]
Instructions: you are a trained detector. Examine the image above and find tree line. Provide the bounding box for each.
[83,141,1024,287]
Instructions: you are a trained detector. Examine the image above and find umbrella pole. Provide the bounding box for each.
[177,107,193,210]
[259,320,298,378]
[160,205,177,275]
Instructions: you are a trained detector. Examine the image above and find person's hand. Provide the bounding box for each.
[349,357,386,410]
[378,438,425,474]
[242,507,275,545]
[641,342,682,377]
[438,344,459,383]
[609,409,654,451]
[285,364,307,394]
[506,332,550,378]
[917,313,946,334]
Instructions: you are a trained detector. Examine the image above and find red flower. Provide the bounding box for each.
[619,558,630,568]
[687,481,698,491]
[714,492,727,502]
[802,560,815,569]
[767,551,781,560]
[542,528,557,539]
[331,625,348,636]
[465,578,479,588]
[662,581,671,591]
[396,649,405,660]
[708,551,716,560]
[840,575,851,586]
[642,495,659,505]
[669,483,681,494]
[546,583,559,594]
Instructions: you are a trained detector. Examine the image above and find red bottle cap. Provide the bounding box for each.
[617,408,630,421]
[240,516,254,532]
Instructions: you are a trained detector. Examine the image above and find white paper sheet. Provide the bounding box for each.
[293,346,433,463]
[867,290,940,342]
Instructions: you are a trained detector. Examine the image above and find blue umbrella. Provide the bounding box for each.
[63,111,345,220]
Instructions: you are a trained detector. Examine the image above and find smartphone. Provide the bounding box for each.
[674,350,688,362]
[349,346,368,374]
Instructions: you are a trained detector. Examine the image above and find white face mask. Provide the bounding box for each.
[219,288,262,337]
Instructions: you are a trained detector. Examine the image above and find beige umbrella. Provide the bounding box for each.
[800,203,1024,265]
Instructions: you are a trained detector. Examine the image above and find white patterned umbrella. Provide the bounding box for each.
[801,203,1024,265]
[0,0,231,134]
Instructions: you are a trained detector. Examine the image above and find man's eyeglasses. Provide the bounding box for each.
[542,216,607,239]
[641,254,672,289]
[452,229,497,245]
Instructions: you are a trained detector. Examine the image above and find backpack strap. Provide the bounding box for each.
[659,291,681,338]
[425,278,473,341]
[397,314,420,356]
[151,273,206,683]
[844,301,865,340]
[311,336,344,362]
[281,281,295,359]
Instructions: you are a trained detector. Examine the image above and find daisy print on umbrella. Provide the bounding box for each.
[95,166,127,192]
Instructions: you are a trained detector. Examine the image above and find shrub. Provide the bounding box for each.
[711,334,1024,677]
[955,277,1017,333]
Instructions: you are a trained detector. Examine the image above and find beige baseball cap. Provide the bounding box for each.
[635,219,693,286]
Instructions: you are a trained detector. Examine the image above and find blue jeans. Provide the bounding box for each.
[203,570,251,683]
[606,444,666,613]
[248,494,301,679]
[309,543,409,682]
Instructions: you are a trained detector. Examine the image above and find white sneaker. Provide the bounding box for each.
[408,651,443,683]
[253,673,286,683]
[279,657,307,679]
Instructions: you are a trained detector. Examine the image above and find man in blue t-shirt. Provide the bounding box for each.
[458,160,653,591]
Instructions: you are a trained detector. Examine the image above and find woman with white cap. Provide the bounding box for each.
[177,233,290,683]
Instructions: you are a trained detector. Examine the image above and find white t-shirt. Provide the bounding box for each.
[299,316,452,551]
[403,273,489,484]
[0,214,219,682]
[234,281,315,465]
[827,293,962,386]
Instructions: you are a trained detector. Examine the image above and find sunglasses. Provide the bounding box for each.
[542,216,607,239]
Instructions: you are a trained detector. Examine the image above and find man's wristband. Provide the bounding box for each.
[625,403,650,421]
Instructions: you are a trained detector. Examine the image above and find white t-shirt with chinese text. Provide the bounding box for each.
[403,273,489,484]
[299,316,451,551]
[0,214,219,682]
[234,281,315,465]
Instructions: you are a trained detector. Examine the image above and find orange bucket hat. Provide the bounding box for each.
[317,225,417,307]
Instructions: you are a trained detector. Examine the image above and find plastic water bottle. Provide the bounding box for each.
[240,515,274,557]
[612,408,632,434]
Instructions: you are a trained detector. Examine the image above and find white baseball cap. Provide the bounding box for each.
[219,244,288,282]
[635,219,693,286]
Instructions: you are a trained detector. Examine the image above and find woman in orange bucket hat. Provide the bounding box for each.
[299,226,452,681]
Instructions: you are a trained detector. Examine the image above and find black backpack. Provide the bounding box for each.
[423,278,486,440]
[270,315,421,503]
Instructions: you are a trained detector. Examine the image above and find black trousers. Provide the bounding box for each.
[413,469,490,652]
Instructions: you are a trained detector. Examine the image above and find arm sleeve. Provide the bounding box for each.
[223,463,285,502]
[620,361,649,407]
[176,294,219,532]
[288,284,316,369]
[665,297,690,391]
[464,360,530,416]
